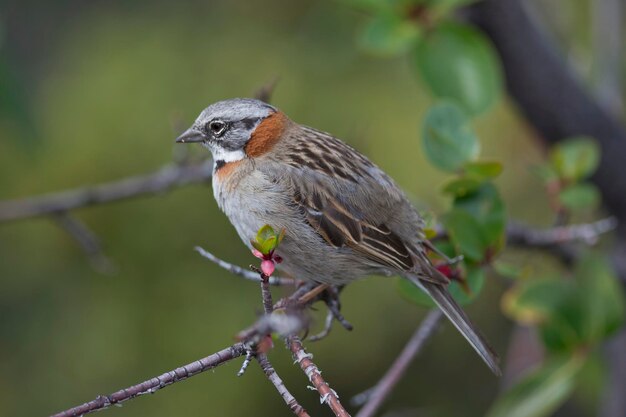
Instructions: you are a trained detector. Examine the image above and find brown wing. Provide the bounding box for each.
[263,125,448,284]
[294,186,415,272]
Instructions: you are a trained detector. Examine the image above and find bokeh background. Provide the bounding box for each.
[0,1,616,416]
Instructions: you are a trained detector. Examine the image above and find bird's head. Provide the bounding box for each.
[175,98,287,164]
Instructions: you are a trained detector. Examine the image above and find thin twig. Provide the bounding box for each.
[257,353,311,417]
[254,77,280,104]
[250,265,275,314]
[50,343,247,417]
[0,161,213,223]
[194,246,294,286]
[287,336,351,417]
[354,310,443,417]
[507,217,617,246]
[237,348,255,377]
[52,212,117,274]
[52,279,318,417]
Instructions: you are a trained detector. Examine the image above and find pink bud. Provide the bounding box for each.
[252,249,263,259]
[261,259,275,276]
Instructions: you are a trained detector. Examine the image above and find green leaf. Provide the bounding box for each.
[255,224,281,255]
[422,101,480,172]
[504,278,588,352]
[441,177,481,197]
[529,163,559,183]
[448,264,485,304]
[464,161,503,180]
[503,254,624,352]
[277,228,286,244]
[493,260,524,279]
[428,0,480,17]
[250,240,264,252]
[502,279,572,326]
[486,356,584,417]
[550,137,600,181]
[442,209,488,262]
[413,22,502,115]
[261,236,277,255]
[339,0,396,13]
[358,14,420,56]
[558,183,600,211]
[575,254,625,343]
[256,224,276,244]
[453,182,506,250]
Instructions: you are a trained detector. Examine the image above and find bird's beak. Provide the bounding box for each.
[175,128,204,144]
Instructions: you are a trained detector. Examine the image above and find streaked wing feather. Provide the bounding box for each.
[265,126,447,282]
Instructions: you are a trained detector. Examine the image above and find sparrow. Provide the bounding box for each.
[176,98,500,375]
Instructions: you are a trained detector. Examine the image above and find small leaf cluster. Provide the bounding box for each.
[348,0,506,306]
[350,0,502,115]
[251,225,285,276]
[489,254,625,417]
[344,3,624,416]
[534,137,601,212]
[486,138,622,417]
[399,101,505,307]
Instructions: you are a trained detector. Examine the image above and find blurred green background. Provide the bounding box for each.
[0,1,606,416]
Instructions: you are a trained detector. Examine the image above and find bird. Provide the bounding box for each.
[176,98,501,375]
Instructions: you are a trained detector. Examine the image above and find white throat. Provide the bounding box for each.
[204,143,246,164]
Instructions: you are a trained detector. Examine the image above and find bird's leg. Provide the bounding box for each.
[309,285,353,342]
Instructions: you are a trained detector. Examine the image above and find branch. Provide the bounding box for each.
[466,0,626,227]
[505,217,617,264]
[50,343,247,417]
[465,3,626,416]
[353,310,443,417]
[51,279,320,417]
[257,353,311,417]
[194,246,295,286]
[287,336,351,417]
[0,161,213,222]
[507,217,617,247]
[52,212,117,274]
[246,257,350,417]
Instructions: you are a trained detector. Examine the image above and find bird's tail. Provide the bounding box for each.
[406,273,502,376]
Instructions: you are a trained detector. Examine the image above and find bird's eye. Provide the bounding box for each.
[208,120,227,136]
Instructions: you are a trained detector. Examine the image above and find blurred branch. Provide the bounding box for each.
[254,76,280,104]
[507,217,617,246]
[433,218,616,265]
[353,310,443,417]
[50,343,247,417]
[465,2,626,416]
[592,0,623,115]
[194,246,295,286]
[0,79,281,224]
[466,0,626,230]
[506,217,617,264]
[0,161,213,223]
[52,212,117,274]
